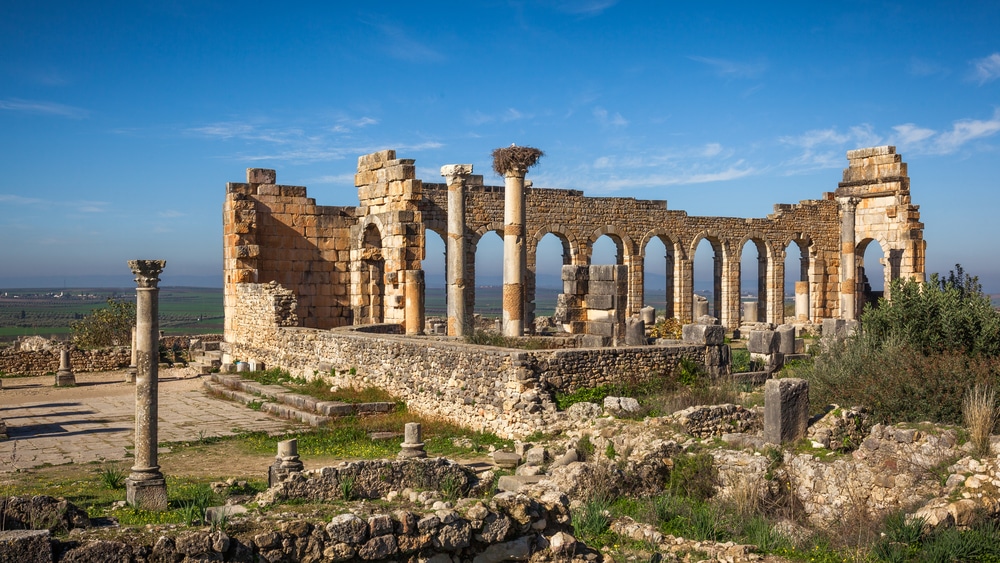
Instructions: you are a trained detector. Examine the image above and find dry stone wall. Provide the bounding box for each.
[0,347,129,376]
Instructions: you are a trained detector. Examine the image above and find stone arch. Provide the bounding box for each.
[588,225,636,264]
[639,229,683,319]
[469,221,505,320]
[688,230,736,327]
[527,226,579,329]
[781,233,813,322]
[732,232,775,324]
[856,236,890,310]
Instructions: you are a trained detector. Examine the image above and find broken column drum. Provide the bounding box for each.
[125,259,168,510]
[54,348,75,386]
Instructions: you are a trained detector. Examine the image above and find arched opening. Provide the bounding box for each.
[857,238,886,313]
[643,236,676,319]
[784,240,810,321]
[534,233,570,318]
[740,239,768,323]
[473,230,504,322]
[590,235,622,265]
[693,237,722,319]
[359,224,385,324]
[424,229,447,317]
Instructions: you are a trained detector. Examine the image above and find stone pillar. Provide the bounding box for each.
[794,281,809,321]
[403,269,424,336]
[126,326,137,383]
[756,255,767,323]
[54,349,75,386]
[743,300,758,323]
[764,378,809,445]
[442,164,473,337]
[269,438,304,486]
[398,422,427,459]
[839,197,859,320]
[125,259,167,510]
[664,250,675,319]
[503,169,527,337]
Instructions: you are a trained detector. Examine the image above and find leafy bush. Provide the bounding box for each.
[804,265,1000,424]
[71,298,135,348]
[862,266,1000,357]
[649,317,686,339]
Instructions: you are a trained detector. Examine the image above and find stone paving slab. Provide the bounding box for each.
[0,371,300,471]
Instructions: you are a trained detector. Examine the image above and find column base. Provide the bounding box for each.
[126,473,167,510]
[54,370,76,387]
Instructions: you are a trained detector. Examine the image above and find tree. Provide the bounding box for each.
[71,298,135,348]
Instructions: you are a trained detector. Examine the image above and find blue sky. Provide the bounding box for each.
[2,1,999,292]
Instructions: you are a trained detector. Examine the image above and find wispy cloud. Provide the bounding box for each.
[306,173,356,185]
[935,111,1000,153]
[376,23,444,63]
[892,123,935,145]
[972,53,1000,84]
[688,56,768,79]
[593,106,628,127]
[0,194,109,212]
[779,125,883,172]
[909,57,948,77]
[463,108,532,126]
[0,98,88,118]
[331,116,378,133]
[602,165,756,190]
[551,0,618,16]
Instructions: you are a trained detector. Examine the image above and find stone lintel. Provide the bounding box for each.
[846,146,895,160]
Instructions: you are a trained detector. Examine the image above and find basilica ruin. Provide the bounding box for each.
[222,146,925,437]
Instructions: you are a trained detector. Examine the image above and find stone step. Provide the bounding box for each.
[203,381,330,427]
[207,373,397,421]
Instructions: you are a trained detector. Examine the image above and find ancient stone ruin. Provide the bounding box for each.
[222,146,925,437]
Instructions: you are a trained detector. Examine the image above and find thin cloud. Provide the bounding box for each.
[909,57,948,77]
[0,194,44,205]
[934,111,1000,153]
[0,194,108,212]
[551,0,618,15]
[973,53,1000,84]
[0,98,88,118]
[307,173,356,185]
[892,123,936,145]
[377,23,444,63]
[779,125,883,173]
[688,56,768,79]
[593,106,628,127]
[602,165,756,190]
[464,108,531,126]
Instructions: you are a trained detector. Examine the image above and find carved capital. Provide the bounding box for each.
[440,164,474,185]
[841,197,861,213]
[128,260,166,289]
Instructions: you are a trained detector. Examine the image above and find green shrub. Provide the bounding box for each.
[71,298,135,348]
[668,453,716,501]
[803,265,1000,424]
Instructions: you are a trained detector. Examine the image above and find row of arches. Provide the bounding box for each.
[418,228,889,326]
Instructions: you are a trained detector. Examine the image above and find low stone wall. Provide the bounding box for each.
[0,347,130,376]
[228,322,706,438]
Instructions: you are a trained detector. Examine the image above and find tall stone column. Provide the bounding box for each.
[502,168,527,337]
[403,269,425,336]
[126,259,167,510]
[492,145,543,338]
[839,197,860,320]
[441,164,473,337]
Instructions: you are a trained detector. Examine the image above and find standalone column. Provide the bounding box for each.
[503,169,526,337]
[442,164,473,337]
[126,259,167,510]
[839,198,859,320]
[492,145,543,337]
[403,269,425,336]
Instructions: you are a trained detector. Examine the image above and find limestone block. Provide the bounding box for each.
[583,294,614,310]
[764,378,809,444]
[0,530,51,563]
[589,265,617,281]
[640,306,656,325]
[586,309,614,322]
[681,324,724,346]
[776,325,795,354]
[748,330,779,354]
[247,168,276,184]
[586,321,615,337]
[587,280,616,295]
[625,317,645,346]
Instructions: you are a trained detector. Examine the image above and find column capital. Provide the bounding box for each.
[128,260,166,288]
[839,197,861,212]
[440,163,474,181]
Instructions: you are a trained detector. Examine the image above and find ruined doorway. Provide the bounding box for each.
[360,224,385,324]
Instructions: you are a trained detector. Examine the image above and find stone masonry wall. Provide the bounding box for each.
[228,283,704,437]
[0,348,130,376]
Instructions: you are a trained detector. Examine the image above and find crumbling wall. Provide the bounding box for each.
[0,347,130,376]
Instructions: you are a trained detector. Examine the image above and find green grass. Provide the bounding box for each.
[239,368,398,404]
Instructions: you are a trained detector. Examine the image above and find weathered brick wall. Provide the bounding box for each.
[0,348,130,376]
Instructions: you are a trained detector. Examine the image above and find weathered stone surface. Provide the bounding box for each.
[0,530,50,563]
[764,378,809,444]
[327,513,368,544]
[682,323,724,346]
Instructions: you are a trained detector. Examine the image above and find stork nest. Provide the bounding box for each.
[492,145,544,177]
